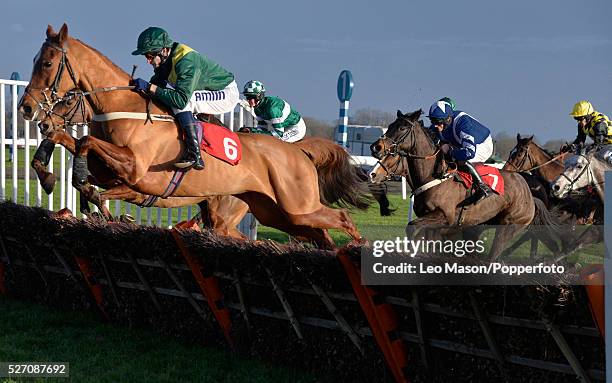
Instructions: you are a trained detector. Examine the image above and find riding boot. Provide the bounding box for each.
[459,162,492,206]
[174,111,205,170]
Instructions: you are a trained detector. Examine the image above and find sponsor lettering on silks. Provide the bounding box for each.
[194,90,226,102]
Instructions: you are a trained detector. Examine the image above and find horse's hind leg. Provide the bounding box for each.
[198,197,249,240]
[240,193,337,248]
[489,225,528,261]
[284,205,362,244]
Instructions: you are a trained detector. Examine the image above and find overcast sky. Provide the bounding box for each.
[2,0,611,142]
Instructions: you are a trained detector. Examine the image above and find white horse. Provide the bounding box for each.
[550,151,608,261]
[551,152,608,202]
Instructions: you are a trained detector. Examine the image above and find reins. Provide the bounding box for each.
[26,40,157,128]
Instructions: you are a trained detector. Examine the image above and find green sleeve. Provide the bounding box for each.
[153,53,200,110]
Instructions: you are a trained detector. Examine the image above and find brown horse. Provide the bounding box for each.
[503,135,600,221]
[504,136,604,259]
[19,24,369,248]
[503,134,568,183]
[369,109,551,260]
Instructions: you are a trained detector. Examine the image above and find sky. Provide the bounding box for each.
[1,0,611,142]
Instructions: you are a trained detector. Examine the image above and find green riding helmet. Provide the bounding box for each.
[132,27,174,55]
[243,80,266,101]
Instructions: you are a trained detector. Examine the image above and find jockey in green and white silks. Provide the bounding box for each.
[131,27,239,170]
[242,81,306,143]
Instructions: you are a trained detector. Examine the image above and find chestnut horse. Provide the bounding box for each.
[19,24,369,248]
[369,109,553,260]
[25,77,250,238]
[31,81,394,241]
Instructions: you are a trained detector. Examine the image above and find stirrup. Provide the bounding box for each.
[174,153,204,170]
[174,158,196,169]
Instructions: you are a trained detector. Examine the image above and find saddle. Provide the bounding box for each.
[454,163,505,196]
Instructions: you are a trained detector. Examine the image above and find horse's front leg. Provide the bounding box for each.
[32,130,77,194]
[72,135,141,189]
[406,210,449,242]
[72,136,142,216]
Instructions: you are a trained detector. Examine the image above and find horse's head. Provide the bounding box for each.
[369,155,406,184]
[369,109,444,186]
[19,24,79,122]
[551,154,592,198]
[37,87,93,135]
[370,109,425,159]
[503,133,535,171]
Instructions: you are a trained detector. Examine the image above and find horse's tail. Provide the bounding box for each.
[295,137,371,210]
[531,197,561,227]
[529,197,564,252]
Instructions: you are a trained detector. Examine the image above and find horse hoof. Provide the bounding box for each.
[118,214,135,224]
[345,238,367,249]
[41,172,56,195]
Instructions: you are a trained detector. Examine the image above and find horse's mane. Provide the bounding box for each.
[540,146,555,157]
[522,139,556,157]
[71,37,129,77]
[69,36,173,116]
[420,121,438,146]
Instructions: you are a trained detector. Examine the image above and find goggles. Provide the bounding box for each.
[144,50,162,60]
[430,117,447,125]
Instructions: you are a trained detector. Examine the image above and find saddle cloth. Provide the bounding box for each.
[199,122,242,165]
[455,163,505,195]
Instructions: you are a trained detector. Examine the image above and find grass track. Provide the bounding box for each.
[0,298,316,383]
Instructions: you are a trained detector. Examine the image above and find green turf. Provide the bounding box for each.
[0,297,316,383]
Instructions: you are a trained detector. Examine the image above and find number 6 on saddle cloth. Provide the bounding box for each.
[196,121,242,165]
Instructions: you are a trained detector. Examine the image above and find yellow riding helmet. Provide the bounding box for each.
[569,100,594,117]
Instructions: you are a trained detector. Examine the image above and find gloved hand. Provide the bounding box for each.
[560,143,576,153]
[131,78,150,92]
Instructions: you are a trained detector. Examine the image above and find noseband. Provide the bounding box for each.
[374,120,440,180]
[25,41,81,123]
[558,154,594,194]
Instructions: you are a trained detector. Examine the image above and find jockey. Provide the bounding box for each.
[241,80,306,143]
[131,27,239,170]
[428,100,494,204]
[566,100,612,164]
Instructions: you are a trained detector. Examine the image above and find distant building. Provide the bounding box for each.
[335,125,386,156]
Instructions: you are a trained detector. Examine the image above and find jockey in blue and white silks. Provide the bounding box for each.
[428,99,494,204]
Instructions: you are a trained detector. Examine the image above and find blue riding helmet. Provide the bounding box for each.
[428,100,453,119]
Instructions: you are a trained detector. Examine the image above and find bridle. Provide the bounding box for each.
[25,41,81,122]
[373,119,443,193]
[25,40,136,132]
[557,154,601,196]
[377,119,440,159]
[507,143,564,173]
